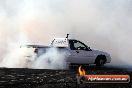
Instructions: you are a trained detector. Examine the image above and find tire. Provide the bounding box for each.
[95,55,106,66]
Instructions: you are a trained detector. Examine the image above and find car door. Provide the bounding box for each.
[68,40,95,64]
[68,40,81,63]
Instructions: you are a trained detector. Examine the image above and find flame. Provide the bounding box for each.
[78,65,86,76]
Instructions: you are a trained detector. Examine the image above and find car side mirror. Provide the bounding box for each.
[86,47,92,51]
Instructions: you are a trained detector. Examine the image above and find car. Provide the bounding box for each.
[51,37,111,67]
[21,34,111,68]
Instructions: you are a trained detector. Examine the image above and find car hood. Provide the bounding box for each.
[92,49,110,56]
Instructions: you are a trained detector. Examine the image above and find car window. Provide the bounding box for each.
[69,40,87,50]
[74,41,87,50]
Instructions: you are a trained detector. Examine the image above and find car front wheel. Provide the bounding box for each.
[95,55,106,66]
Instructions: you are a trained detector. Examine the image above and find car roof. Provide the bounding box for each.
[68,39,78,41]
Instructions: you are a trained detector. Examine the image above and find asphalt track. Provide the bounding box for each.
[0,65,132,88]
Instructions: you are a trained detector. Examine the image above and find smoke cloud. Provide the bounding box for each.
[0,0,132,68]
[33,48,67,69]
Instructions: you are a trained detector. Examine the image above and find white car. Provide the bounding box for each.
[51,38,111,66]
[22,35,111,67]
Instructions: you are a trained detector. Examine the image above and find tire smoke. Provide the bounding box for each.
[0,0,132,68]
[33,48,67,69]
